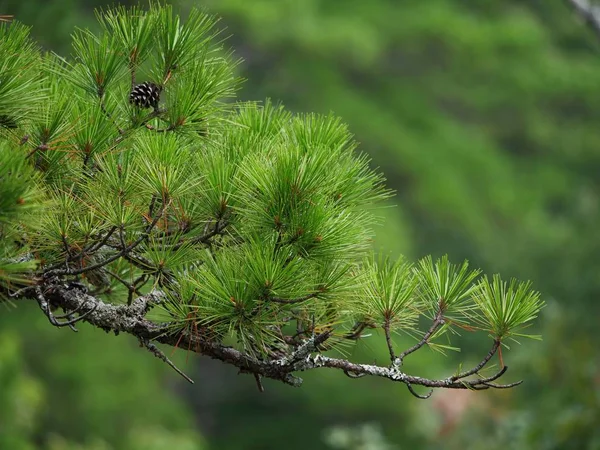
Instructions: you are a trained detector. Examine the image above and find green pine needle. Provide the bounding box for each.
[471,275,545,340]
[415,255,481,316]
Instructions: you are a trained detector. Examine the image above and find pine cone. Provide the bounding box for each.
[129,82,161,109]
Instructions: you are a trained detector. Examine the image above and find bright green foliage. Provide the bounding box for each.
[0,3,552,448]
[0,21,45,124]
[472,275,543,340]
[0,37,43,291]
[96,5,157,71]
[0,22,46,285]
[416,255,481,317]
[0,3,542,366]
[357,255,418,330]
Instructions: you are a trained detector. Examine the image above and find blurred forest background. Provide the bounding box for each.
[1,0,599,449]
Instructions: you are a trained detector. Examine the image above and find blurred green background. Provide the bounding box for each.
[1,0,599,448]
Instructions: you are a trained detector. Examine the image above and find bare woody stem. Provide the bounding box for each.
[171,219,229,251]
[450,339,501,381]
[397,307,445,364]
[17,283,521,396]
[383,316,396,363]
[269,292,319,305]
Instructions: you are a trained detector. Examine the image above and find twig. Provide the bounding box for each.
[406,384,433,400]
[475,365,508,384]
[343,369,366,379]
[172,219,229,251]
[61,234,74,259]
[383,316,396,363]
[145,123,176,133]
[254,373,265,392]
[344,321,373,340]
[44,226,117,272]
[269,292,319,304]
[481,380,523,389]
[397,308,444,364]
[8,285,36,298]
[84,226,118,255]
[105,269,142,303]
[34,286,98,331]
[139,337,194,384]
[118,226,127,250]
[450,339,500,381]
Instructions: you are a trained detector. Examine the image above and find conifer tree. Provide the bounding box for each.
[0,3,544,395]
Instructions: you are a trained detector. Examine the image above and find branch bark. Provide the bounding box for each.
[15,282,519,396]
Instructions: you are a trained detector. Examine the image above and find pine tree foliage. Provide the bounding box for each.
[0,4,544,393]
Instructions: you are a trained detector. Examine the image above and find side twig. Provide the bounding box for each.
[383,316,396,364]
[450,339,501,381]
[139,337,194,384]
[397,308,445,364]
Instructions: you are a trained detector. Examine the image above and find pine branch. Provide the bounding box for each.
[15,281,522,396]
[0,4,542,399]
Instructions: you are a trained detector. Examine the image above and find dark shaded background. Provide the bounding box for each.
[1,1,599,449]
